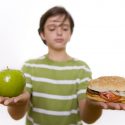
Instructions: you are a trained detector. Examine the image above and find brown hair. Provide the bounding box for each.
[38,6,74,45]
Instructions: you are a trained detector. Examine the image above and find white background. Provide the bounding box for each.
[0,0,125,125]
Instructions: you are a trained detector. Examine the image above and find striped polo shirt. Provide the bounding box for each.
[22,55,92,125]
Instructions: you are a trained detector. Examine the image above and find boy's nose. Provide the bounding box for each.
[56,27,62,35]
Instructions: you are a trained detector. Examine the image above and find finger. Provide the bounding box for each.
[93,101,109,109]
[13,93,27,103]
[107,102,120,110]
[87,99,108,109]
[13,91,30,104]
[119,103,125,110]
[4,98,15,106]
[0,97,4,103]
[0,97,9,104]
[99,102,108,109]
[13,95,23,103]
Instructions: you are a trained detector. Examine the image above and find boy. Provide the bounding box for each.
[0,6,125,125]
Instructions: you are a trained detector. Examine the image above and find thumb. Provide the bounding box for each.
[13,91,30,103]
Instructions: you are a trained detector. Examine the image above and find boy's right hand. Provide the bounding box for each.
[0,91,30,107]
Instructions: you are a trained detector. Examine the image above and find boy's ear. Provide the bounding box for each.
[40,32,45,40]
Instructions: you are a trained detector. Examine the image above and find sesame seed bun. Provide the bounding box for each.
[86,76,125,103]
[88,76,125,92]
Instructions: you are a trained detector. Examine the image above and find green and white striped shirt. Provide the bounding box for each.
[22,55,92,125]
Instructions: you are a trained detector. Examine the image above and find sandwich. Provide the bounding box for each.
[86,76,125,103]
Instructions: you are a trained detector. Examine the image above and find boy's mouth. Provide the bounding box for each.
[54,38,64,43]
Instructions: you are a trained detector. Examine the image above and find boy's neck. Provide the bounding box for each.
[47,49,71,62]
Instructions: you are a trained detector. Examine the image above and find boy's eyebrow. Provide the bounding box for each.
[50,19,63,22]
[46,23,70,29]
[46,18,70,28]
[47,23,70,26]
[48,18,70,24]
[47,20,70,26]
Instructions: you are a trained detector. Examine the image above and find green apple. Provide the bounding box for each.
[0,68,26,97]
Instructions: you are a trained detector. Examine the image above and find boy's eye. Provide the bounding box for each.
[49,28,55,31]
[48,26,56,31]
[62,25,70,31]
[47,24,70,31]
[62,27,69,31]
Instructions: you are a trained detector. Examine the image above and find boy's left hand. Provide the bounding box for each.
[87,98,125,110]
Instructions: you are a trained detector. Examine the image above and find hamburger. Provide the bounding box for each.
[86,76,125,103]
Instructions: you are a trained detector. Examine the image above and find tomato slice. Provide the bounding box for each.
[100,91,121,102]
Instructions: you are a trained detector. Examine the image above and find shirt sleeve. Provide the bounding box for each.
[77,64,92,101]
[21,63,32,94]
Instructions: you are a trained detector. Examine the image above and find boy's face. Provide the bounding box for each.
[40,15,71,50]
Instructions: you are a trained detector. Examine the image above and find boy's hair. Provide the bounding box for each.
[38,6,74,45]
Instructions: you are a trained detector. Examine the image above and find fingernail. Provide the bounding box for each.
[0,98,3,103]
[14,98,18,103]
[4,101,8,105]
